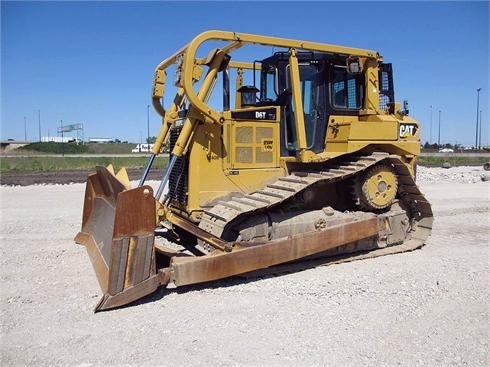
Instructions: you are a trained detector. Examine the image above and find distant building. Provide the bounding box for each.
[42,136,79,143]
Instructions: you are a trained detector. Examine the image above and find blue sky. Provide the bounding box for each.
[1,1,489,147]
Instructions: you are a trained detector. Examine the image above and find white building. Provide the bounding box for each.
[42,136,79,143]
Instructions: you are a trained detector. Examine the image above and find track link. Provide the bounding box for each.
[198,153,433,261]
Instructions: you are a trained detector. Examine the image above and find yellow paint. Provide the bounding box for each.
[146,30,421,222]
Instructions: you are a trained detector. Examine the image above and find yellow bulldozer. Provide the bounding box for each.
[75,30,433,311]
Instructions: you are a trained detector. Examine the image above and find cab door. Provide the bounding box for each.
[284,61,327,154]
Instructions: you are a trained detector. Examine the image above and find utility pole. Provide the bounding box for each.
[146,104,150,151]
[24,116,27,141]
[61,120,64,156]
[438,110,441,146]
[38,109,41,142]
[479,109,482,148]
[430,105,433,144]
[476,88,481,149]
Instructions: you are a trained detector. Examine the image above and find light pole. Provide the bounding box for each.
[438,110,441,146]
[479,109,482,148]
[60,120,64,156]
[476,88,481,149]
[146,104,150,151]
[38,109,41,142]
[430,105,433,144]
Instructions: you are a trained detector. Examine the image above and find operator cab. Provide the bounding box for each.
[255,52,363,156]
[239,52,394,157]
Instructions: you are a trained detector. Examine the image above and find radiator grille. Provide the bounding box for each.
[168,127,188,206]
[236,147,253,163]
[236,126,253,143]
[255,127,273,143]
[233,124,275,166]
[256,148,273,163]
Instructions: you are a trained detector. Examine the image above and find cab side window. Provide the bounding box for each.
[331,67,363,110]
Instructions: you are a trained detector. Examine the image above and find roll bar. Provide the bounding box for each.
[151,30,382,124]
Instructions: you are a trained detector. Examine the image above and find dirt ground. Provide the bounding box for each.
[0,167,489,366]
[0,169,163,186]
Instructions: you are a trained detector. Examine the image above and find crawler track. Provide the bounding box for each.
[199,152,433,262]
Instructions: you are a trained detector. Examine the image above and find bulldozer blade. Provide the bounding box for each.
[171,216,380,286]
[75,166,161,311]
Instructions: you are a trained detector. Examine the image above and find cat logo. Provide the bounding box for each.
[262,139,273,152]
[399,123,418,138]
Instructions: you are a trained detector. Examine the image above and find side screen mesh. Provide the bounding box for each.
[379,63,394,113]
[168,126,189,206]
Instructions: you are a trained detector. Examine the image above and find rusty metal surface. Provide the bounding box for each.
[94,273,161,312]
[171,216,379,286]
[75,167,164,311]
[75,170,120,293]
[166,211,232,252]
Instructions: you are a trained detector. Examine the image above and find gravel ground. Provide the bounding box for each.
[0,166,489,366]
